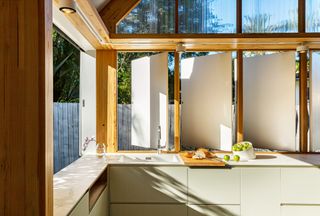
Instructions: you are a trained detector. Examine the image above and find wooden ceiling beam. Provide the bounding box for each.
[109,33,320,51]
[54,0,112,49]
[99,0,141,33]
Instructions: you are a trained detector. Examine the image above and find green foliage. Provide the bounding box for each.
[117,52,156,104]
[53,28,80,102]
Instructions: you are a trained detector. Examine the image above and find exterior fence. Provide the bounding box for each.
[54,103,80,173]
[117,104,175,150]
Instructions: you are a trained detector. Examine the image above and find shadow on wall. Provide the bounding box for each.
[115,166,238,216]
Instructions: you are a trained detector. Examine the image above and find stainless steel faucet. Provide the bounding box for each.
[157,126,162,154]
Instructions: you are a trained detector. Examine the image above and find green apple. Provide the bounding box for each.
[224,155,230,161]
[234,155,240,162]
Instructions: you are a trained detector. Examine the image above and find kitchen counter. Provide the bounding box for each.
[54,153,320,215]
[216,153,320,167]
[54,156,108,216]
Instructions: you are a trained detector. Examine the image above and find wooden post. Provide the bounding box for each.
[174,52,181,152]
[0,0,53,215]
[236,0,242,33]
[236,50,244,142]
[298,0,306,33]
[96,50,118,153]
[299,51,308,152]
[175,0,179,34]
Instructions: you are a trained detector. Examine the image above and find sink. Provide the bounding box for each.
[106,153,183,164]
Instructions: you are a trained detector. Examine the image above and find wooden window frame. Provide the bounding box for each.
[96,0,318,153]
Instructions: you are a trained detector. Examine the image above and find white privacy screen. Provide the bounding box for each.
[243,52,296,151]
[80,52,96,152]
[131,53,168,149]
[181,53,232,150]
[311,52,320,152]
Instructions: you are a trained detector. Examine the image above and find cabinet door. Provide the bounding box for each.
[281,168,320,204]
[281,205,320,216]
[188,168,240,204]
[187,205,240,216]
[69,192,89,216]
[241,168,281,216]
[110,166,187,203]
[110,204,187,216]
[89,187,108,216]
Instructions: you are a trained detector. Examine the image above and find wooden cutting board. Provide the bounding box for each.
[179,153,226,167]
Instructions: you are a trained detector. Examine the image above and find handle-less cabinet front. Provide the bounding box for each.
[110,166,187,203]
[281,205,320,216]
[187,205,240,216]
[281,168,320,204]
[69,193,89,216]
[111,204,187,216]
[241,168,281,216]
[89,187,108,216]
[188,168,240,205]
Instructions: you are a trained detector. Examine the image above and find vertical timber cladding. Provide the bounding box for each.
[0,0,53,215]
[96,50,118,152]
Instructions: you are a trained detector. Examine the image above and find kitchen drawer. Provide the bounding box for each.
[241,168,281,216]
[281,205,320,216]
[187,205,240,216]
[188,168,240,204]
[110,204,187,216]
[89,187,108,216]
[110,166,187,203]
[281,168,320,204]
[69,192,89,216]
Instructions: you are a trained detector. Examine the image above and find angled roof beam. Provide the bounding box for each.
[99,0,141,33]
[54,0,112,49]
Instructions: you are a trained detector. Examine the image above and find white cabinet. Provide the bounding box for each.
[281,168,320,204]
[110,166,187,203]
[241,168,281,216]
[110,204,187,216]
[188,168,240,204]
[187,205,240,216]
[69,192,89,216]
[89,187,108,216]
[281,205,320,216]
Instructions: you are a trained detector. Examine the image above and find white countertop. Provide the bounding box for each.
[216,153,320,167]
[54,156,108,216]
[54,153,320,216]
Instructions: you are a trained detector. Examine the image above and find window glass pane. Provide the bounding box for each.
[179,0,236,33]
[117,52,173,151]
[242,0,298,33]
[306,0,320,32]
[117,0,175,34]
[53,28,81,173]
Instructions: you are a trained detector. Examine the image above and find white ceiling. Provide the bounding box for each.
[92,0,111,11]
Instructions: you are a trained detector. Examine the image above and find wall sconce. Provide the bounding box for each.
[59,0,76,14]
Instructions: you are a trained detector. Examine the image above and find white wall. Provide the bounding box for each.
[243,52,296,151]
[80,52,96,154]
[181,53,233,150]
[310,52,320,151]
[131,53,168,149]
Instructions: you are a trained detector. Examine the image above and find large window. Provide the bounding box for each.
[117,0,175,34]
[53,27,81,173]
[178,0,236,33]
[117,0,320,34]
[242,0,298,33]
[117,52,174,151]
[306,0,320,32]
